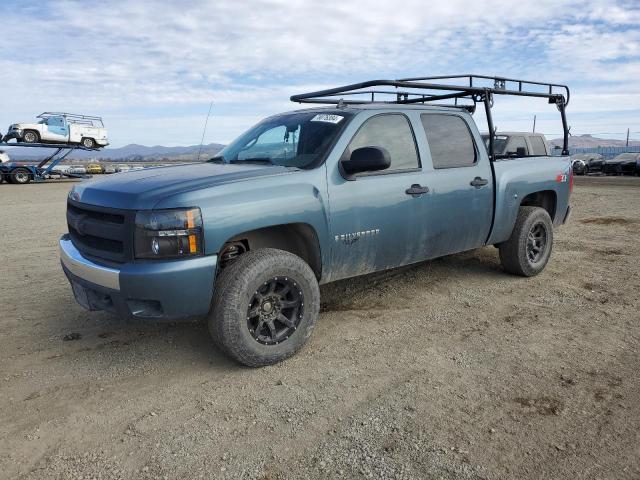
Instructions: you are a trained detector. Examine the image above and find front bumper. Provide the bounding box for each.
[2,130,22,142]
[60,235,217,320]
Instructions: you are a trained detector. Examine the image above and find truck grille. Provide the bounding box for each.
[67,200,135,263]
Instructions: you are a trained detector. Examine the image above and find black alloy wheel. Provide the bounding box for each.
[247,276,304,345]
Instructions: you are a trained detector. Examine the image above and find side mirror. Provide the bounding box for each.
[516,147,527,157]
[341,146,391,179]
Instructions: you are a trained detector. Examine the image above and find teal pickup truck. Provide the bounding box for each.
[60,75,573,366]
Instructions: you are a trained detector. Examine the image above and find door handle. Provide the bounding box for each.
[470,177,489,188]
[405,184,429,197]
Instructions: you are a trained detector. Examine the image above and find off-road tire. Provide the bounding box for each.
[22,130,39,144]
[81,137,95,149]
[209,248,320,367]
[11,168,31,185]
[499,206,553,277]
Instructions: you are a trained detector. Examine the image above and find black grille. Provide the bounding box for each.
[67,200,134,263]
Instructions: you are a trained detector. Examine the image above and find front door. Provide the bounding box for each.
[327,113,431,281]
[44,116,69,142]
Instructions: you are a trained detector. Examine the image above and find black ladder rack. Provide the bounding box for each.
[290,74,571,157]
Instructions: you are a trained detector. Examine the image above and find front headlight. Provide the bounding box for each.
[134,208,204,259]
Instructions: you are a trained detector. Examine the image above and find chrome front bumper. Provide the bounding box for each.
[59,237,120,290]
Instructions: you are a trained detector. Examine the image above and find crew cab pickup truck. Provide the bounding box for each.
[4,112,108,149]
[59,75,573,366]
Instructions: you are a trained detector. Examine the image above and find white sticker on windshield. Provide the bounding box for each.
[310,114,344,124]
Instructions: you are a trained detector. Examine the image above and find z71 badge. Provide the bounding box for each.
[335,229,380,245]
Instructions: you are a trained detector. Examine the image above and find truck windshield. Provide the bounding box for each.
[213,111,352,169]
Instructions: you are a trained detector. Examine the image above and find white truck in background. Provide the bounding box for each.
[3,112,108,149]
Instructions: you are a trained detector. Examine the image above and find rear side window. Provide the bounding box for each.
[346,114,419,171]
[529,136,548,156]
[421,114,476,168]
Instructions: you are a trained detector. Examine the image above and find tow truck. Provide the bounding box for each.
[0,140,103,185]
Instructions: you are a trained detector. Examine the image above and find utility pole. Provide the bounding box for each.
[626,128,630,147]
[532,115,536,133]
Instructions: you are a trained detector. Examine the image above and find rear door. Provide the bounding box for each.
[417,113,493,259]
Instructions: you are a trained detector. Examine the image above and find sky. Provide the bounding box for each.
[0,0,639,148]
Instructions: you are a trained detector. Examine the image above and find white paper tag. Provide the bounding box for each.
[310,114,344,124]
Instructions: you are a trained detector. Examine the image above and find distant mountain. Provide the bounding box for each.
[549,134,640,149]
[1,142,225,162]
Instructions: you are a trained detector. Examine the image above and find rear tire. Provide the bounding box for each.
[81,137,95,149]
[22,130,39,144]
[499,206,553,277]
[11,168,31,185]
[209,248,320,367]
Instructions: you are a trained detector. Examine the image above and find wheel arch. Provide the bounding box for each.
[218,223,322,280]
[22,129,41,142]
[519,190,557,222]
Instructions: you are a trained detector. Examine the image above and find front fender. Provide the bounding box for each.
[154,167,331,277]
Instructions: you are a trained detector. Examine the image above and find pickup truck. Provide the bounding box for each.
[59,75,573,366]
[481,132,550,157]
[4,112,108,149]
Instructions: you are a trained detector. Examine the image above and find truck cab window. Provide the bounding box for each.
[529,136,548,156]
[345,114,419,171]
[506,136,528,156]
[421,114,476,168]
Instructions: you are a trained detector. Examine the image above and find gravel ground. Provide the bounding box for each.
[0,176,639,479]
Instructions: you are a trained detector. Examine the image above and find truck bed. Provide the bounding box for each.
[488,155,572,245]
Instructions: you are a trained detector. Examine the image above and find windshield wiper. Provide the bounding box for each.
[207,156,224,163]
[230,157,275,165]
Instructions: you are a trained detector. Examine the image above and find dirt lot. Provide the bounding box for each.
[1,177,639,479]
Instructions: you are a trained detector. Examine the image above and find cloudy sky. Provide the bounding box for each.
[1,0,638,147]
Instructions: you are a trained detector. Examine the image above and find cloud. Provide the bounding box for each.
[0,0,638,145]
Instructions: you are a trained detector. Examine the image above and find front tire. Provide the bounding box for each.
[209,248,320,367]
[499,206,553,277]
[22,130,40,144]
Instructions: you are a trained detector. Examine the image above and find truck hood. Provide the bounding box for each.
[72,162,294,209]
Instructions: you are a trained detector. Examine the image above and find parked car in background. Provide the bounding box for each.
[604,152,640,175]
[481,132,550,157]
[68,166,87,175]
[116,164,131,173]
[104,165,117,174]
[571,153,604,175]
[3,113,108,149]
[86,164,103,175]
